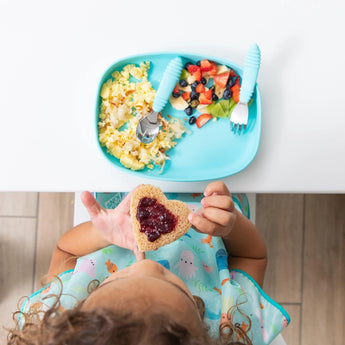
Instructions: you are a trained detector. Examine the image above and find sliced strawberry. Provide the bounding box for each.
[231,84,240,103]
[173,85,179,94]
[229,69,238,77]
[188,65,202,82]
[200,59,213,72]
[196,114,212,128]
[182,92,190,101]
[187,65,200,74]
[214,71,230,88]
[235,76,240,86]
[203,61,217,77]
[203,89,213,100]
[193,68,202,82]
[196,83,205,93]
[199,92,213,104]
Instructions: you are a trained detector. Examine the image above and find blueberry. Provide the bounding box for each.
[190,90,200,100]
[191,81,199,90]
[227,78,235,88]
[201,77,207,85]
[184,106,193,116]
[223,88,232,100]
[189,116,196,125]
[172,92,180,98]
[179,79,188,87]
[212,93,219,101]
[196,60,201,66]
[184,62,193,70]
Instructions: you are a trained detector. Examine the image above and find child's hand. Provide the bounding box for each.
[81,188,145,261]
[188,181,237,238]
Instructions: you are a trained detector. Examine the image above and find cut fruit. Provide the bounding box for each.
[214,84,225,99]
[214,72,230,88]
[206,102,225,117]
[173,85,179,94]
[229,69,238,77]
[203,61,217,77]
[216,64,230,75]
[231,84,240,103]
[182,92,191,101]
[196,83,205,93]
[206,99,237,118]
[199,92,213,105]
[203,89,213,100]
[196,114,212,128]
[187,65,200,74]
[180,69,191,80]
[193,69,202,82]
[169,94,188,110]
[200,59,213,72]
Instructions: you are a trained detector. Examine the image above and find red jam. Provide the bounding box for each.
[136,197,178,242]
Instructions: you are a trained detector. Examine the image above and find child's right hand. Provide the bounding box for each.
[81,187,145,261]
[188,181,237,238]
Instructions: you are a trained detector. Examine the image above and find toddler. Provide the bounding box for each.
[7,181,289,345]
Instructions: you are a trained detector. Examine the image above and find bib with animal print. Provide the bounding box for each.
[20,193,290,345]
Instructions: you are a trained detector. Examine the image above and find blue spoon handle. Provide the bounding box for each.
[152,57,183,113]
[239,44,261,104]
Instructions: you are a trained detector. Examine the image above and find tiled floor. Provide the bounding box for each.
[0,193,344,344]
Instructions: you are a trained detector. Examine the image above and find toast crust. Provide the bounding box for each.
[130,185,191,251]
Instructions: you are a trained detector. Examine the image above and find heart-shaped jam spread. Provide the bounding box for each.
[136,197,178,242]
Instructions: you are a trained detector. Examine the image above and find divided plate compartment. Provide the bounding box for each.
[95,52,261,182]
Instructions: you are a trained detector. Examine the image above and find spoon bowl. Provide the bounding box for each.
[136,111,159,144]
[136,57,183,143]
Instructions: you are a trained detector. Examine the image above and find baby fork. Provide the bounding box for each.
[230,44,261,133]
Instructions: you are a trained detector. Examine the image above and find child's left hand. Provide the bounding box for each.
[188,181,237,238]
[81,188,145,261]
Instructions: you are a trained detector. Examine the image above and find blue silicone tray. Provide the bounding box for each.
[95,52,261,182]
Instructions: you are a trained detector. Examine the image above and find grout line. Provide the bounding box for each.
[31,193,40,294]
[299,194,306,345]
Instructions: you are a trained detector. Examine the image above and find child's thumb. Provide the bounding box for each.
[133,245,145,261]
[81,191,104,218]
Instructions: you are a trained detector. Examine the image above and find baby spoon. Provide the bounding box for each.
[136,57,183,144]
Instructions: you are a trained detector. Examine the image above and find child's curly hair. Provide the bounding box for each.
[6,278,253,345]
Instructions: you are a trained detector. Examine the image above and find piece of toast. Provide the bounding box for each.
[130,184,191,251]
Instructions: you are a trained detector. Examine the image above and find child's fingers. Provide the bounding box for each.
[202,207,234,227]
[201,195,234,212]
[188,212,229,236]
[81,191,104,218]
[204,181,231,197]
[188,212,217,234]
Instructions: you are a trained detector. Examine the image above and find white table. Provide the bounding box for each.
[1,0,344,193]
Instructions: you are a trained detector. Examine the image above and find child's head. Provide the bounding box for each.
[7,260,252,345]
[81,259,203,330]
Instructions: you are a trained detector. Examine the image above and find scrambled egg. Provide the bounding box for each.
[98,62,187,171]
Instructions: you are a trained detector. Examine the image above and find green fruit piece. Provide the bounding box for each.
[228,98,237,118]
[229,98,236,110]
[180,69,191,80]
[206,102,226,118]
[218,99,230,114]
